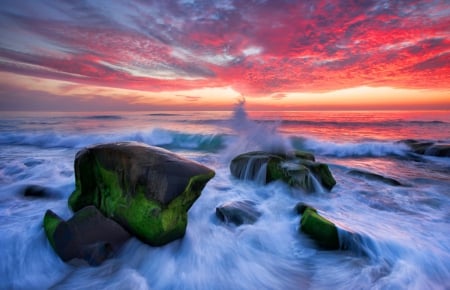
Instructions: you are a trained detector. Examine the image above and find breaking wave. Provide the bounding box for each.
[291,137,410,157]
[0,129,227,152]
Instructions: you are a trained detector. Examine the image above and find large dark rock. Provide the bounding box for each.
[216,200,261,226]
[43,206,130,265]
[230,151,335,192]
[68,142,215,246]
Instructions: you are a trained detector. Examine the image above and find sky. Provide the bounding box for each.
[0,0,449,111]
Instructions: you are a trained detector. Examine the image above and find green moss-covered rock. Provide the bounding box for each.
[43,210,64,250]
[299,205,339,250]
[230,151,335,192]
[297,159,336,190]
[68,142,215,246]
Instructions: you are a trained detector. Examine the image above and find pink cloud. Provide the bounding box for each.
[0,0,448,103]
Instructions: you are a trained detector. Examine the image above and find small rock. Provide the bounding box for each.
[348,169,402,186]
[298,204,339,250]
[23,185,59,198]
[216,200,261,226]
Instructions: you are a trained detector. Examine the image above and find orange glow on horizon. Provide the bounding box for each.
[1,72,448,111]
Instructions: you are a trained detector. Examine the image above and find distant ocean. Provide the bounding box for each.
[1,107,449,289]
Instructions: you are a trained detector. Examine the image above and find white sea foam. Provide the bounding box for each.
[298,138,410,157]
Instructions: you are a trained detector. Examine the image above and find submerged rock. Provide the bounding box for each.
[425,144,450,157]
[230,151,335,192]
[44,206,130,265]
[298,204,339,250]
[23,185,59,198]
[68,142,215,246]
[296,203,370,255]
[401,140,450,157]
[216,200,261,226]
[348,169,403,186]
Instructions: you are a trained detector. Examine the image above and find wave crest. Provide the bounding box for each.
[291,137,410,157]
[0,129,226,152]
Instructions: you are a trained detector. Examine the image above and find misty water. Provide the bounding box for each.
[0,106,449,289]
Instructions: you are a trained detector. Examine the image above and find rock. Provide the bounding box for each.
[348,169,402,186]
[216,200,261,226]
[294,202,310,215]
[425,144,450,157]
[296,203,371,255]
[401,140,450,157]
[44,206,130,265]
[298,204,339,250]
[296,159,336,190]
[230,151,335,192]
[401,139,434,155]
[68,142,215,246]
[23,185,59,198]
[43,210,64,251]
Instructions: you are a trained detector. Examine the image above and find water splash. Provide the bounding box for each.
[227,98,292,155]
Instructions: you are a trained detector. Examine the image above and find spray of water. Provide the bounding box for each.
[227,97,292,155]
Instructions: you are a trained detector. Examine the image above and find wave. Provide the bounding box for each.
[291,137,410,157]
[0,128,227,152]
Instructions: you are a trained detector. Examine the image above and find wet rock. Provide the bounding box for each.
[68,142,215,246]
[296,203,372,255]
[23,185,59,198]
[230,151,335,192]
[425,144,450,157]
[216,200,261,226]
[43,206,130,266]
[402,139,434,155]
[299,204,339,250]
[348,169,402,186]
[401,140,450,157]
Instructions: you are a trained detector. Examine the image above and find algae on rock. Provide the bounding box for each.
[68,142,215,246]
[298,205,339,250]
[230,150,336,192]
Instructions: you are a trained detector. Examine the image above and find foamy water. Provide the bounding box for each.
[0,107,449,289]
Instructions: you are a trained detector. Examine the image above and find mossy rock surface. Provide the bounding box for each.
[300,206,339,250]
[68,142,215,246]
[43,210,64,250]
[230,151,335,191]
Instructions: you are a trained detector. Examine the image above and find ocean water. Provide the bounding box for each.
[0,106,449,290]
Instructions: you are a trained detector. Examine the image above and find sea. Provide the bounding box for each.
[0,105,449,290]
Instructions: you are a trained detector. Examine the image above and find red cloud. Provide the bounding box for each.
[0,0,448,99]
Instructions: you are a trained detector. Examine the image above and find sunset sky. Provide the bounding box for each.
[0,0,449,111]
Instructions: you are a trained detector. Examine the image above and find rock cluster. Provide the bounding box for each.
[43,142,214,265]
[230,150,336,192]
